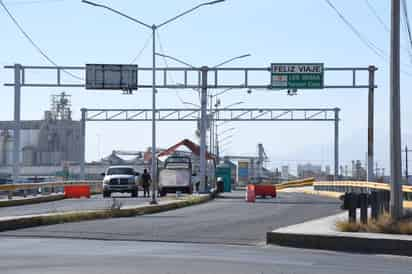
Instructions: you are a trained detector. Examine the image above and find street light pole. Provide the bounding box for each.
[390,0,403,219]
[82,0,225,202]
[151,24,157,204]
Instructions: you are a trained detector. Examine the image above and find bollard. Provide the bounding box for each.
[340,193,349,210]
[359,193,368,224]
[370,191,379,220]
[377,191,385,215]
[348,193,358,223]
[383,190,390,213]
[246,184,256,203]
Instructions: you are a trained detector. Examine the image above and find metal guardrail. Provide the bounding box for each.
[0,180,102,200]
[276,178,315,190]
[314,181,412,200]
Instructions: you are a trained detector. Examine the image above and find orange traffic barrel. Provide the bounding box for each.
[246,184,256,203]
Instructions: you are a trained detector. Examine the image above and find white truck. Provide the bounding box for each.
[158,156,194,196]
[101,166,140,198]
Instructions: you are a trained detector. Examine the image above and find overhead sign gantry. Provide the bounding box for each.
[4,63,376,190]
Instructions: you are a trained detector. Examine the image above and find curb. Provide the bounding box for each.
[266,231,412,257]
[0,194,65,208]
[0,194,214,232]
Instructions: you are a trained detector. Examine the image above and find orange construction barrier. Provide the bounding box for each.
[64,185,91,199]
[254,184,276,198]
[246,184,256,203]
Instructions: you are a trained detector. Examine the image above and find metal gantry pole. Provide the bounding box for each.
[199,66,208,192]
[406,145,409,184]
[150,25,158,204]
[209,95,213,157]
[334,108,340,180]
[367,65,376,181]
[215,124,219,164]
[80,108,86,180]
[390,0,403,219]
[12,64,21,183]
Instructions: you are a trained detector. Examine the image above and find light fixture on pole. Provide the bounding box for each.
[82,0,225,204]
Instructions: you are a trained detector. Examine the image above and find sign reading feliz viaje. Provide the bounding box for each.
[270,63,324,89]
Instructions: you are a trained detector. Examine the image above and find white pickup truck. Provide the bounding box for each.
[158,156,194,196]
[101,166,140,198]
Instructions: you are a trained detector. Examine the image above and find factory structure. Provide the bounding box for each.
[0,93,83,179]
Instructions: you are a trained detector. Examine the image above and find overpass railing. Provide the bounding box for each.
[314,181,412,200]
[275,178,315,190]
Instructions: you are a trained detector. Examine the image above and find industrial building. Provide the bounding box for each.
[0,93,83,171]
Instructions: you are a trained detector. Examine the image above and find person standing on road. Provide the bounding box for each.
[142,169,151,198]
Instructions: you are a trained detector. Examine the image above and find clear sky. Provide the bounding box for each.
[0,0,411,174]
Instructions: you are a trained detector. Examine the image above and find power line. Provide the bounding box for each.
[129,32,152,64]
[156,30,190,106]
[365,0,412,62]
[4,0,65,6]
[0,0,82,80]
[364,0,390,32]
[324,0,385,59]
[401,0,412,62]
[325,0,412,77]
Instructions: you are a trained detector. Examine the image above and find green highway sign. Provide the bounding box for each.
[270,63,324,89]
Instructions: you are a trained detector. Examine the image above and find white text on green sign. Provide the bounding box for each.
[270,63,324,89]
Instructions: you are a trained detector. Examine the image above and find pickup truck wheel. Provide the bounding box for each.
[159,190,166,197]
[187,187,193,195]
[103,191,111,198]
[131,190,138,198]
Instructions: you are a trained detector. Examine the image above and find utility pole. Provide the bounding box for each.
[368,65,376,181]
[390,0,403,219]
[406,145,410,184]
[199,66,208,192]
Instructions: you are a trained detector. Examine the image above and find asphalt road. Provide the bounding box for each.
[0,193,155,218]
[0,191,342,245]
[1,237,411,274]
